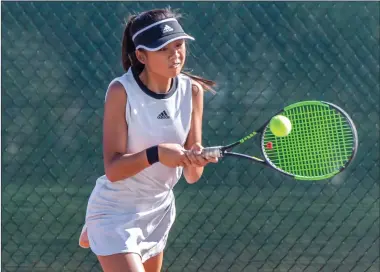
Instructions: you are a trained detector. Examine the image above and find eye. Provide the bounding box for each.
[176,41,184,48]
[158,47,168,52]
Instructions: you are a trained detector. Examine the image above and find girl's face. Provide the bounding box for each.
[137,39,186,78]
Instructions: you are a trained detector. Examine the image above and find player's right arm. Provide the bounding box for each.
[103,82,191,182]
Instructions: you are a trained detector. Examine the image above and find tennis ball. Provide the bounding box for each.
[269,115,292,137]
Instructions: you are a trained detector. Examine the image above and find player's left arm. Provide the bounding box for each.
[183,80,217,184]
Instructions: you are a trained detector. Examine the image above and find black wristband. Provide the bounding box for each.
[146,145,159,165]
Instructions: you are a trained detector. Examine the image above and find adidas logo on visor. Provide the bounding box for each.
[162,25,174,33]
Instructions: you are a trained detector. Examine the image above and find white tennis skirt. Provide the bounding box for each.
[82,178,176,262]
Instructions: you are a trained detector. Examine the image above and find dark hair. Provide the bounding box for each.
[122,8,216,93]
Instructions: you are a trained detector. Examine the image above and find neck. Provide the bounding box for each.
[139,68,172,94]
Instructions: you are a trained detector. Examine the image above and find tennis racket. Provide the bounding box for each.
[202,101,358,181]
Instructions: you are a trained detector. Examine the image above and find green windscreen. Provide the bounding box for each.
[262,101,356,180]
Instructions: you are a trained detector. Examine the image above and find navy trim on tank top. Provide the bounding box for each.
[131,67,178,99]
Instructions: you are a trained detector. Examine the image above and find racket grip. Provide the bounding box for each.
[202,146,223,158]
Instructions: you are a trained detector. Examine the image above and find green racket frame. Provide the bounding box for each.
[202,101,358,181]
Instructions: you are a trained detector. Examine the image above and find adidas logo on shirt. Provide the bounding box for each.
[157,110,170,119]
[162,25,174,33]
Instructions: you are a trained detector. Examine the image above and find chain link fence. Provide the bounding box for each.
[2,2,379,271]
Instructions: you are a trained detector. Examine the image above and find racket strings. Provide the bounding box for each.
[299,106,352,173]
[263,104,354,178]
[303,107,351,173]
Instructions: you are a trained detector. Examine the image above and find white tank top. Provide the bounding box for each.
[89,67,192,214]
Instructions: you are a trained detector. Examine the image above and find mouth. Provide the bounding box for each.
[170,62,181,68]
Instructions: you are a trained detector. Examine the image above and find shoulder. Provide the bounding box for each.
[177,73,204,97]
[105,71,132,98]
[105,80,127,105]
[108,80,125,93]
[190,79,204,113]
[190,79,204,98]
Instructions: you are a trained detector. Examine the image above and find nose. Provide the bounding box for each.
[169,48,180,60]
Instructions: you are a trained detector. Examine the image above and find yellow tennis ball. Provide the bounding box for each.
[269,115,292,137]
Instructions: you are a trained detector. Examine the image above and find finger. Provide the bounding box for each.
[181,154,193,167]
[185,150,195,161]
[188,151,206,167]
[194,154,209,166]
[198,154,219,165]
[186,151,203,167]
[208,157,219,163]
[191,144,203,155]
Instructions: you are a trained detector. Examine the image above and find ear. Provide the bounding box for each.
[135,50,146,64]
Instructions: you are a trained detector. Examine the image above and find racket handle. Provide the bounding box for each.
[202,146,223,158]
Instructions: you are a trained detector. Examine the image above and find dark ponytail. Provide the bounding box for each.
[122,15,144,73]
[181,71,216,94]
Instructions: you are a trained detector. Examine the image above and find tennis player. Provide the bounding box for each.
[79,8,218,272]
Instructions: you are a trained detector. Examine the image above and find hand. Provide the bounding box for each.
[158,143,192,168]
[79,226,90,248]
[185,143,218,167]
